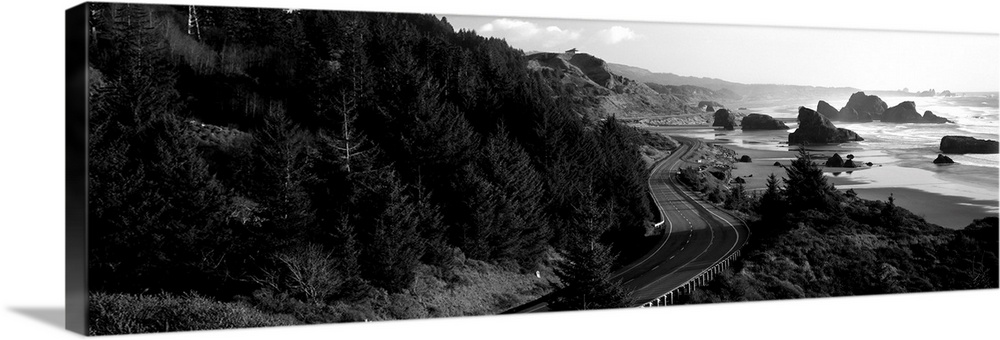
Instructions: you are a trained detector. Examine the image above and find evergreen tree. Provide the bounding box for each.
[88,4,239,295]
[532,107,593,249]
[474,127,549,266]
[453,127,550,266]
[725,183,748,211]
[550,241,633,311]
[593,117,651,260]
[880,193,902,227]
[375,74,480,186]
[759,173,787,222]
[350,169,424,293]
[564,182,614,247]
[409,180,451,267]
[235,106,315,248]
[90,115,232,295]
[783,146,839,213]
[335,216,362,279]
[452,165,503,260]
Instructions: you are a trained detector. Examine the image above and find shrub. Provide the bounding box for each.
[89,292,297,335]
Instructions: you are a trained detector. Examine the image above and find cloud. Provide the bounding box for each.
[479,18,581,48]
[597,26,639,44]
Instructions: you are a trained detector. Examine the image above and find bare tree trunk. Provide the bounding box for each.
[187,5,201,40]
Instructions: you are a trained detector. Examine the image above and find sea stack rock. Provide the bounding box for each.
[923,110,952,124]
[933,154,955,164]
[842,91,888,120]
[741,113,789,130]
[713,109,737,128]
[882,101,924,123]
[773,161,782,167]
[817,100,840,120]
[739,155,752,162]
[788,107,865,144]
[940,136,1000,154]
[836,106,873,122]
[825,153,845,167]
[843,159,856,168]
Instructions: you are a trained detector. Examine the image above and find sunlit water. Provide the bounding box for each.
[643,94,1000,224]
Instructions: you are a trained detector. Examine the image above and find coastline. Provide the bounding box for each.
[849,187,997,229]
[706,140,998,230]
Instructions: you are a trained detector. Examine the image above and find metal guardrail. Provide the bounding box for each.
[639,248,742,307]
[647,150,674,229]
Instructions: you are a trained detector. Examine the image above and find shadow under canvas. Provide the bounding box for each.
[9,307,65,330]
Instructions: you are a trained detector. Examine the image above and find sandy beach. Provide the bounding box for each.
[725,145,797,191]
[712,142,998,230]
[849,187,997,229]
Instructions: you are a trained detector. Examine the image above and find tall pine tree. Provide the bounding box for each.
[784,146,840,213]
[349,169,425,293]
[551,187,633,310]
[235,105,316,249]
[593,117,651,261]
[476,126,549,267]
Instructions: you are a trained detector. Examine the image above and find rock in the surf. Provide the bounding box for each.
[940,136,999,154]
[788,107,864,144]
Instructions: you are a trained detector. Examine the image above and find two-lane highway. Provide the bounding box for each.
[509,136,750,313]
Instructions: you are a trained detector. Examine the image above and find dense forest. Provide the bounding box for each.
[86,4,655,334]
[676,148,998,303]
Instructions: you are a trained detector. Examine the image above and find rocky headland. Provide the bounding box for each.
[526,52,694,119]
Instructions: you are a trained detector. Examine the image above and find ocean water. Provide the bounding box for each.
[648,94,1000,227]
[748,95,999,168]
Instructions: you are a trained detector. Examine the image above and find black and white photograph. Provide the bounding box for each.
[3,0,1000,339]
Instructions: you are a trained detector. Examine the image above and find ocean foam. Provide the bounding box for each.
[722,95,999,205]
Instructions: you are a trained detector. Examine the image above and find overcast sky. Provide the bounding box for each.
[445,15,999,92]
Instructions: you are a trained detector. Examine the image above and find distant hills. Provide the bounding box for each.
[606,62,861,103]
[524,50,875,119]
[526,50,979,121]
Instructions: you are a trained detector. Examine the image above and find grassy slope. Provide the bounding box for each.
[90,257,560,334]
[410,258,559,317]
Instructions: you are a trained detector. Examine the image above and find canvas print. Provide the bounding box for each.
[71,1,998,335]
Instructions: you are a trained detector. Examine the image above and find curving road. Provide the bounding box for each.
[507,136,750,313]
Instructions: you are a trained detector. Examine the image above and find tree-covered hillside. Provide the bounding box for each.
[87,4,655,333]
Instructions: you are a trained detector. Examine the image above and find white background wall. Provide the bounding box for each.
[0,1,997,339]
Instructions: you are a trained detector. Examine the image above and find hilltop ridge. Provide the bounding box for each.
[526,51,730,119]
[607,62,860,102]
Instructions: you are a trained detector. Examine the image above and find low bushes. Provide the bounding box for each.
[88,292,297,335]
